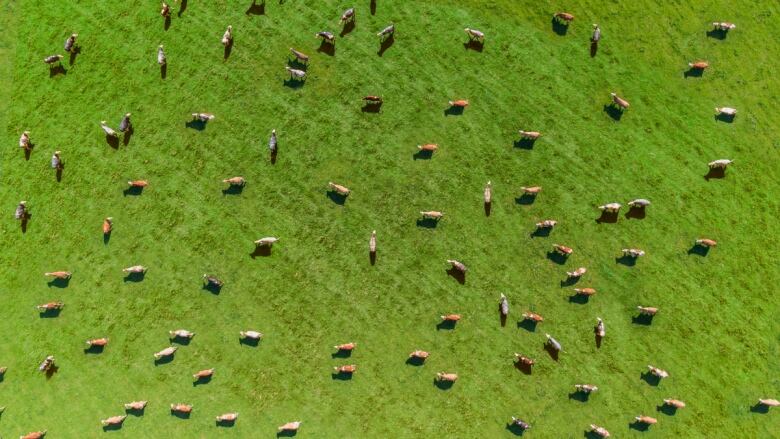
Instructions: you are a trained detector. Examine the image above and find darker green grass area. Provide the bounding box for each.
[1,0,779,437]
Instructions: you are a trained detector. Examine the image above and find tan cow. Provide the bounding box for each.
[518,130,541,140]
[696,238,717,247]
[589,424,610,438]
[567,267,587,278]
[334,364,356,373]
[278,421,301,432]
[420,211,444,220]
[154,346,177,360]
[610,93,629,110]
[328,182,350,196]
[193,368,214,380]
[647,365,669,378]
[637,306,658,316]
[522,311,544,322]
[553,244,573,255]
[409,350,429,360]
[689,61,709,69]
[86,338,109,347]
[436,372,458,382]
[100,415,126,426]
[44,271,71,279]
[635,415,657,425]
[520,186,542,195]
[440,314,461,322]
[417,143,438,152]
[334,342,356,351]
[216,413,238,422]
[170,403,192,413]
[124,401,147,410]
[663,399,686,409]
[574,288,596,296]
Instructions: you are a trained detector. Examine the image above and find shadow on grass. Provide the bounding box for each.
[517,319,537,332]
[484,202,491,217]
[124,272,146,282]
[69,46,81,65]
[249,245,272,258]
[568,293,590,304]
[171,410,190,419]
[603,104,624,121]
[223,40,233,60]
[463,40,483,52]
[331,371,353,381]
[39,308,62,318]
[595,211,618,224]
[506,423,527,435]
[513,138,536,149]
[177,0,188,17]
[246,0,265,15]
[164,15,171,30]
[377,35,394,56]
[270,149,278,164]
[657,404,678,416]
[362,102,381,113]
[436,320,457,331]
[706,29,727,40]
[84,344,105,354]
[287,59,308,70]
[126,407,145,416]
[569,391,590,402]
[543,343,559,361]
[632,314,654,325]
[688,245,710,256]
[56,166,63,182]
[515,194,536,205]
[216,418,236,427]
[641,371,661,386]
[317,41,335,56]
[103,232,111,245]
[615,255,637,266]
[551,18,569,36]
[446,268,465,284]
[47,277,70,288]
[106,134,119,149]
[123,126,133,146]
[546,251,567,265]
[514,361,532,375]
[340,21,355,37]
[24,144,33,160]
[283,78,306,89]
[102,423,123,432]
[530,227,551,238]
[240,337,260,347]
[45,364,59,379]
[715,113,735,123]
[560,276,579,287]
[202,283,222,294]
[406,356,425,366]
[185,119,207,131]
[629,421,650,432]
[277,429,298,437]
[625,206,646,220]
[433,378,454,390]
[331,350,352,359]
[326,191,347,205]
[160,63,167,79]
[444,106,465,116]
[416,218,439,229]
[683,68,704,78]
[21,214,31,233]
[590,41,598,57]
[370,0,376,14]
[704,167,725,181]
[584,431,604,439]
[123,186,144,196]
[595,331,603,348]
[369,251,376,265]
[222,185,244,195]
[750,403,769,414]
[154,356,174,366]
[412,150,433,160]
[193,375,212,386]
[170,336,192,345]
[49,65,67,77]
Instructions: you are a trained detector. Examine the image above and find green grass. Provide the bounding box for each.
[2,0,780,437]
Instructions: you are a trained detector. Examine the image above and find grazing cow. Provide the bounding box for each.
[447,259,467,272]
[37,302,64,311]
[567,267,587,278]
[334,342,356,352]
[420,211,444,220]
[758,399,780,407]
[193,368,214,380]
[409,350,429,360]
[635,415,657,425]
[440,314,461,322]
[522,311,544,322]
[377,24,395,40]
[124,401,147,410]
[553,12,574,23]
[589,424,610,438]
[553,244,573,256]
[715,107,737,116]
[637,306,658,316]
[44,271,71,279]
[518,130,541,140]
[0,367,6,375]
[269,129,277,153]
[596,317,605,337]
[101,415,126,426]
[696,238,717,247]
[628,198,651,208]
[203,274,224,288]
[123,265,147,274]
[254,237,279,247]
[240,330,263,340]
[520,186,542,195]
[328,182,350,196]
[514,354,534,366]
[119,113,132,132]
[574,287,596,296]
[449,99,469,108]
[599,202,621,213]
[161,2,171,17]
[622,248,645,258]
[712,22,736,31]
[315,31,335,44]
[19,131,31,150]
[689,61,709,70]
[15,201,28,220]
[38,355,55,372]
[536,219,557,229]
[51,151,62,170]
[221,26,233,46]
[363,95,383,104]
[170,404,192,414]
[289,48,309,63]
[101,121,118,137]
[591,24,601,42]
[169,329,195,339]
[278,421,301,432]
[663,399,686,409]
[575,384,598,393]
[222,176,246,186]
[216,413,238,422]
[369,230,377,253]
[436,372,458,382]
[21,431,47,439]
[417,143,438,152]
[464,28,484,42]
[64,34,78,52]
[647,365,669,378]
[157,45,166,65]
[708,159,733,169]
[610,93,629,110]
[154,346,177,360]
[484,181,492,204]
[128,180,148,188]
[340,8,355,24]
[86,338,109,347]
[334,364,356,373]
[103,217,113,234]
[545,333,562,351]
[285,66,306,80]
[44,54,63,65]
[192,112,215,122]
[499,293,509,316]
[510,417,531,430]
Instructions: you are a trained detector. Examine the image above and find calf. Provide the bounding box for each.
[708,158,733,169]
[340,7,355,23]
[610,92,629,110]
[289,48,309,63]
[518,130,541,140]
[464,28,484,42]
[420,211,444,220]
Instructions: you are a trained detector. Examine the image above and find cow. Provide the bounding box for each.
[518,130,541,140]
[169,329,195,339]
[553,12,574,23]
[622,248,645,258]
[663,399,686,409]
[21,431,47,439]
[635,415,657,425]
[447,259,467,272]
[363,95,383,104]
[0,367,6,375]
[647,365,669,378]
[553,244,573,256]
[688,61,709,70]
[269,129,277,153]
[464,28,484,42]
[628,198,650,208]
[191,112,215,122]
[161,2,171,17]
[696,238,717,247]
[637,306,658,316]
[369,230,377,253]
[340,8,355,24]
[128,180,149,188]
[157,45,166,65]
[715,107,737,116]
[315,31,335,44]
[610,93,629,110]
[100,121,118,137]
[193,368,214,380]
[289,48,309,63]
[599,202,621,213]
[510,417,531,430]
[536,219,557,229]
[216,413,238,422]
[203,274,224,288]
[51,151,62,170]
[567,267,587,278]
[499,293,509,316]
[574,287,596,296]
[708,159,733,169]
[64,34,78,52]
[449,99,469,108]
[100,415,126,426]
[328,182,350,196]
[44,54,63,65]
[514,354,534,366]
[38,355,55,372]
[123,265,147,273]
[575,384,598,393]
[436,372,458,382]
[103,217,113,235]
[240,330,263,340]
[170,404,192,414]
[334,342,356,352]
[520,186,542,195]
[86,338,109,347]
[712,22,736,31]
[222,176,246,186]
[278,421,301,432]
[37,302,64,311]
[44,271,71,279]
[254,237,278,247]
[591,24,601,42]
[545,334,562,351]
[124,401,147,410]
[417,143,438,152]
[334,364,356,373]
[221,26,233,46]
[377,24,395,40]
[758,399,780,407]
[440,314,461,322]
[15,201,27,220]
[154,346,177,360]
[409,350,429,360]
[589,424,610,438]
[484,181,492,204]
[522,311,543,322]
[118,113,132,132]
[596,318,605,337]
[420,211,444,220]
[19,131,31,150]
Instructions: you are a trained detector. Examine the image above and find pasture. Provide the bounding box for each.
[1,0,779,437]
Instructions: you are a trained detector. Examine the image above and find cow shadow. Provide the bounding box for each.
[615,255,637,266]
[270,149,278,164]
[287,58,308,70]
[249,245,272,258]
[484,202,491,217]
[514,361,532,376]
[688,244,710,256]
[39,308,62,318]
[629,421,649,432]
[585,431,604,439]
[177,0,188,17]
[84,344,105,354]
[331,349,352,359]
[56,166,63,182]
[277,430,298,438]
[185,120,207,131]
[513,139,535,149]
[632,314,654,325]
[45,364,59,379]
[240,337,260,347]
[160,63,168,79]
[595,331,603,348]
[317,41,335,56]
[463,40,483,52]
[202,283,222,295]
[21,214,31,233]
[126,407,146,416]
[103,232,111,245]
[377,35,394,56]
[506,423,527,436]
[223,40,233,60]
[416,218,439,229]
[750,403,770,414]
[517,319,537,332]
[49,65,67,77]
[406,356,425,366]
[123,126,133,146]
[546,251,568,265]
[706,29,728,40]
[641,371,661,386]
[515,194,536,205]
[370,0,376,15]
[326,191,347,205]
[684,68,704,78]
[283,78,305,89]
[625,206,646,219]
[362,102,381,113]
[102,423,123,432]
[69,46,81,65]
[704,167,725,181]
[551,18,569,36]
[123,272,146,282]
[170,336,192,345]
[246,0,265,15]
[106,134,119,148]
[543,343,559,361]
[340,21,355,37]
[47,277,70,288]
[222,185,244,195]
[603,104,624,121]
[596,210,618,224]
[560,276,579,287]
[444,106,465,116]
[154,355,174,366]
[530,227,551,238]
[446,268,465,284]
[715,113,735,123]
[171,410,190,419]
[193,375,212,386]
[657,404,678,416]
[433,378,454,390]
[331,371,353,381]
[569,293,590,304]
[413,150,433,160]
[369,251,376,265]
[569,391,590,402]
[164,15,171,30]
[24,144,33,160]
[216,418,236,427]
[590,41,598,57]
[436,320,457,331]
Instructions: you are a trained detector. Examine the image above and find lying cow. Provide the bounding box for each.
[328,182,350,196]
[154,346,177,360]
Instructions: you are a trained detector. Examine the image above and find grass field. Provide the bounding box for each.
[1,0,780,437]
